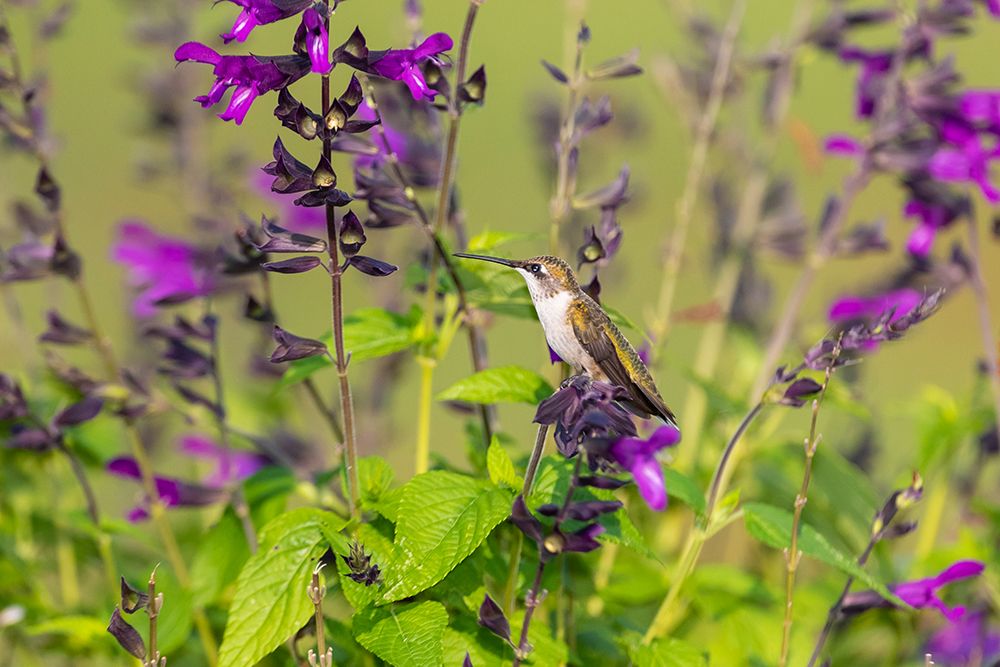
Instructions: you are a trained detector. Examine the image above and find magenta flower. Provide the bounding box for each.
[893,560,985,622]
[824,133,865,158]
[839,46,893,119]
[608,425,681,511]
[180,435,268,488]
[370,32,453,100]
[828,288,923,326]
[220,0,310,43]
[174,42,300,124]
[300,7,331,74]
[354,101,409,169]
[928,120,1000,204]
[112,221,215,317]
[926,611,1000,666]
[107,458,226,522]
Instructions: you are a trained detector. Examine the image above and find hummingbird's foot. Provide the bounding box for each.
[559,372,591,389]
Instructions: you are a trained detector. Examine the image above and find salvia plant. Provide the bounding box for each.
[2,0,1000,665]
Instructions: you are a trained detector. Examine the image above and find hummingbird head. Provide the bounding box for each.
[453,253,579,301]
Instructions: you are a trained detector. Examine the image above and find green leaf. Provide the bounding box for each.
[742,503,899,602]
[358,456,395,508]
[353,600,448,667]
[27,615,115,653]
[487,437,522,489]
[278,307,421,390]
[153,567,194,655]
[338,523,396,610]
[466,230,535,252]
[218,508,345,667]
[437,366,553,405]
[190,509,251,607]
[628,637,708,667]
[663,467,707,517]
[382,471,512,602]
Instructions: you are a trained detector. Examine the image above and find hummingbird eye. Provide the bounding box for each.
[529,263,542,274]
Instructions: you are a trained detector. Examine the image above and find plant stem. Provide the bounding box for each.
[512,561,546,667]
[648,0,744,356]
[320,50,361,520]
[964,212,1000,443]
[643,399,765,644]
[522,423,549,497]
[807,536,877,667]
[414,357,435,474]
[779,353,837,667]
[302,377,345,444]
[548,19,585,255]
[362,78,496,443]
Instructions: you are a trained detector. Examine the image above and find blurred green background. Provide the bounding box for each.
[3,0,1000,487]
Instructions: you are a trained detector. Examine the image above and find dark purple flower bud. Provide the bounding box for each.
[8,426,56,451]
[559,523,604,554]
[39,310,91,345]
[779,378,823,408]
[174,42,307,125]
[270,325,328,363]
[119,577,149,614]
[342,540,381,586]
[477,594,511,643]
[573,166,629,209]
[107,609,145,659]
[255,216,327,253]
[244,295,276,323]
[574,96,613,136]
[607,425,681,511]
[576,226,605,268]
[300,7,331,74]
[369,32,453,100]
[34,167,60,212]
[838,46,894,119]
[541,60,568,84]
[174,384,223,418]
[587,49,642,80]
[537,500,622,521]
[262,256,322,274]
[51,234,81,280]
[293,187,353,208]
[53,396,103,428]
[0,374,28,421]
[835,220,890,256]
[312,155,338,189]
[158,338,213,379]
[264,136,315,193]
[463,653,474,667]
[347,255,398,277]
[578,475,628,490]
[510,495,544,544]
[1,240,54,282]
[339,211,366,257]
[458,65,487,106]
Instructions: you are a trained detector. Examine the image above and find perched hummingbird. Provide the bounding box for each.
[454,253,678,428]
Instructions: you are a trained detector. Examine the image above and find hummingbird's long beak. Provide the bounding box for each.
[453,252,519,268]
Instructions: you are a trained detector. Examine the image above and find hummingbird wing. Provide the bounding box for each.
[569,298,678,428]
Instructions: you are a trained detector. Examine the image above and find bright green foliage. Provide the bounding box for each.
[381,471,513,601]
[218,508,346,667]
[627,637,708,667]
[487,436,522,489]
[190,509,251,607]
[437,365,554,405]
[662,467,707,517]
[352,600,448,667]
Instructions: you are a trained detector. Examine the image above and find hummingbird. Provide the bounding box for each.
[454,253,678,428]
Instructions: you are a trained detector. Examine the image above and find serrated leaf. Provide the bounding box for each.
[353,600,447,667]
[338,523,395,610]
[627,637,707,667]
[438,366,553,405]
[742,503,900,602]
[218,508,345,667]
[663,467,706,517]
[487,437,521,489]
[277,307,420,390]
[358,456,395,508]
[382,471,512,601]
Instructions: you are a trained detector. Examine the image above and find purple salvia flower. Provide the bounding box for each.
[174,42,299,124]
[180,435,267,488]
[220,0,311,44]
[608,425,681,511]
[353,101,409,169]
[824,133,865,157]
[370,32,453,100]
[534,376,637,457]
[926,611,1000,666]
[300,7,331,74]
[893,560,985,622]
[828,288,923,325]
[927,120,1000,204]
[106,457,227,522]
[112,221,215,317]
[839,46,894,119]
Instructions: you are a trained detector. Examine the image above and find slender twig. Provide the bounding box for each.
[522,423,549,497]
[548,23,585,255]
[320,19,360,520]
[307,564,332,667]
[780,348,838,667]
[964,212,1000,445]
[648,0,745,357]
[145,568,165,667]
[302,377,345,444]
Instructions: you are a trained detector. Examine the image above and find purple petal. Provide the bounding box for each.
[413,32,453,58]
[824,134,864,157]
[174,41,221,65]
[933,560,986,586]
[223,9,260,43]
[906,222,937,257]
[548,345,563,364]
[219,85,258,124]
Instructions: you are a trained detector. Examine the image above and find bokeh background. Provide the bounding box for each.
[2,0,999,532]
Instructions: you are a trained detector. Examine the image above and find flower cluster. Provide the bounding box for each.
[817,1,1000,257]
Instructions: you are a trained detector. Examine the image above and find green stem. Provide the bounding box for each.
[414,357,436,475]
[522,423,549,497]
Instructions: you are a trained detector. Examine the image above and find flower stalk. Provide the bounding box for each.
[307,564,333,667]
[963,211,1000,446]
